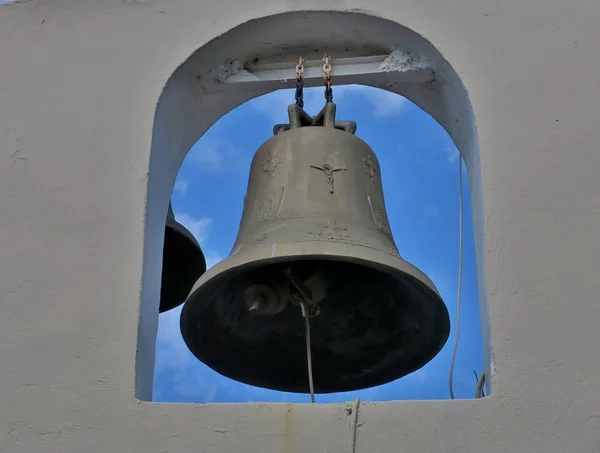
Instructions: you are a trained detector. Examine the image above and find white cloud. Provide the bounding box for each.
[248,84,408,123]
[174,213,212,245]
[443,145,459,164]
[204,251,224,270]
[173,212,224,269]
[172,366,219,402]
[155,305,189,371]
[424,269,454,306]
[422,204,440,224]
[154,285,222,401]
[173,178,188,195]
[189,140,247,173]
[248,89,324,124]
[335,85,408,118]
[154,308,218,402]
[405,366,428,383]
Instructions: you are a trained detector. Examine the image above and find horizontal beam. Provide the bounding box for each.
[205,51,435,94]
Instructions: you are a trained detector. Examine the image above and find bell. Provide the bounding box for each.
[180,103,450,393]
[159,203,207,313]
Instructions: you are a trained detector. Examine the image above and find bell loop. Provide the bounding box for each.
[273,102,357,136]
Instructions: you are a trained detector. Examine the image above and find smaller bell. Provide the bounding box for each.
[159,203,207,313]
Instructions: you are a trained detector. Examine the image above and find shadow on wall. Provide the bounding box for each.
[152,85,485,404]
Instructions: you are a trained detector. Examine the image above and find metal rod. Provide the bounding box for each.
[220,51,435,88]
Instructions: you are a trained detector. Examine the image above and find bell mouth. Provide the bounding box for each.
[180,241,450,394]
[159,225,207,313]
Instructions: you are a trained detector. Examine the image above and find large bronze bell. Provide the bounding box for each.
[180,103,450,393]
[159,203,207,313]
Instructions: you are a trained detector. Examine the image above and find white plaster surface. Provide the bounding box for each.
[1,0,600,451]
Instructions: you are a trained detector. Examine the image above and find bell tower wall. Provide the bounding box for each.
[1,1,599,452]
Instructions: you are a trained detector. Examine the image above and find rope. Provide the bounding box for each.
[299,301,316,403]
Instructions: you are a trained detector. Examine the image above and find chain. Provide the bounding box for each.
[294,55,333,107]
[323,55,333,102]
[295,57,305,108]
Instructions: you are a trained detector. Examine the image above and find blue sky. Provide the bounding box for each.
[153,85,484,403]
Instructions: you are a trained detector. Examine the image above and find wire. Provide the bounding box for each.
[475,371,486,398]
[449,154,464,399]
[299,301,316,403]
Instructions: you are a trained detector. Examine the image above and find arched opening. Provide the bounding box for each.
[137,11,489,403]
[154,85,484,403]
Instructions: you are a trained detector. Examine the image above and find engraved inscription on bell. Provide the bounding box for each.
[254,186,284,222]
[305,220,369,246]
[261,148,283,178]
[368,195,393,239]
[233,232,268,255]
[363,155,377,182]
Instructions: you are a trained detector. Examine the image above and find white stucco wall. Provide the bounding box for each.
[1,0,599,452]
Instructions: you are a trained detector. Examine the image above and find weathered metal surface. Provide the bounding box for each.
[180,103,450,393]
